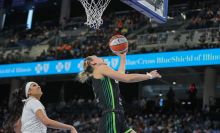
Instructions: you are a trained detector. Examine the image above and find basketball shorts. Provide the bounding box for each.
[98,110,132,133]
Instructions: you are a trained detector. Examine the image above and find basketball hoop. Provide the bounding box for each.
[79,0,111,29]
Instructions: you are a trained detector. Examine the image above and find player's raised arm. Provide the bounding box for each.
[109,35,128,74]
[114,51,127,74]
[77,55,161,83]
[97,65,161,83]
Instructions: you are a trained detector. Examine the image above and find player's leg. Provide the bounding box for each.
[124,128,135,133]
[99,112,120,132]
[130,130,136,133]
[123,117,135,133]
[98,114,106,132]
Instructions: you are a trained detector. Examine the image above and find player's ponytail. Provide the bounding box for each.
[3,83,27,132]
[77,57,94,83]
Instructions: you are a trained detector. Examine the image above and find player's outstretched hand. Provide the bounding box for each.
[148,70,162,79]
[113,49,127,58]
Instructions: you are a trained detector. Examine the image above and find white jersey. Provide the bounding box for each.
[21,97,47,133]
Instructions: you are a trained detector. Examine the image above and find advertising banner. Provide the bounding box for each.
[0,49,220,78]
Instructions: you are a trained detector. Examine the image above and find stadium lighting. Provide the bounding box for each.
[27,9,34,29]
[159,99,163,106]
[1,14,6,29]
[159,91,162,96]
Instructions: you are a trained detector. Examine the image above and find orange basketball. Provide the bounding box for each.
[109,35,128,54]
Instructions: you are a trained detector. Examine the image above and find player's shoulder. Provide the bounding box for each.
[93,65,112,76]
[27,98,42,105]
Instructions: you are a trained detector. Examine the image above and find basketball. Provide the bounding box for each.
[109,35,128,54]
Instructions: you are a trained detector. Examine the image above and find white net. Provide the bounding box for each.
[79,0,111,29]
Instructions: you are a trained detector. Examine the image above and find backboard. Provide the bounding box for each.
[121,0,168,23]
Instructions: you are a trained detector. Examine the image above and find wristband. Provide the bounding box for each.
[147,73,153,79]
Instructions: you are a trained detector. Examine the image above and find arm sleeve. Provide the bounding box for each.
[27,99,44,114]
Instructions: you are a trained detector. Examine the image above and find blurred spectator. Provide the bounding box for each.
[213,125,219,133]
[114,30,121,35]
[190,17,196,25]
[195,113,203,124]
[64,43,70,51]
[154,95,160,110]
[140,47,147,54]
[62,17,67,26]
[179,45,184,51]
[199,39,208,49]
[46,53,55,61]
[207,9,213,15]
[193,125,202,133]
[139,97,146,113]
[206,13,212,20]
[121,26,128,36]
[195,15,202,26]
[200,8,207,16]
[217,8,220,16]
[87,40,92,47]
[216,106,220,113]
[184,42,190,50]
[118,20,123,28]
[150,47,158,53]
[211,15,219,27]
[205,116,211,127]
[78,96,85,104]
[203,105,210,114]
[132,97,138,108]
[144,124,152,133]
[159,46,166,52]
[160,33,168,43]
[148,31,158,43]
[58,44,64,51]
[203,126,211,133]
[41,49,46,56]
[166,87,175,107]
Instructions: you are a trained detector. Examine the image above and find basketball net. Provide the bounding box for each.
[79,0,111,29]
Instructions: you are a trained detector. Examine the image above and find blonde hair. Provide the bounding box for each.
[77,56,94,83]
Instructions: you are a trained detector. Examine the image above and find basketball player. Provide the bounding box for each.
[78,51,161,133]
[3,82,78,133]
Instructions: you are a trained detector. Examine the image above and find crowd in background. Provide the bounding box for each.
[1,2,220,65]
[1,93,220,133]
[1,1,220,133]
[46,105,220,133]
[0,11,143,64]
[34,36,135,62]
[2,25,59,48]
[191,0,220,11]
[187,0,220,29]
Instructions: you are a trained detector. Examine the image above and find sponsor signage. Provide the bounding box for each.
[0,49,220,78]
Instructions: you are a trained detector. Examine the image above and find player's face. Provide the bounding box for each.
[91,55,107,66]
[28,82,43,97]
